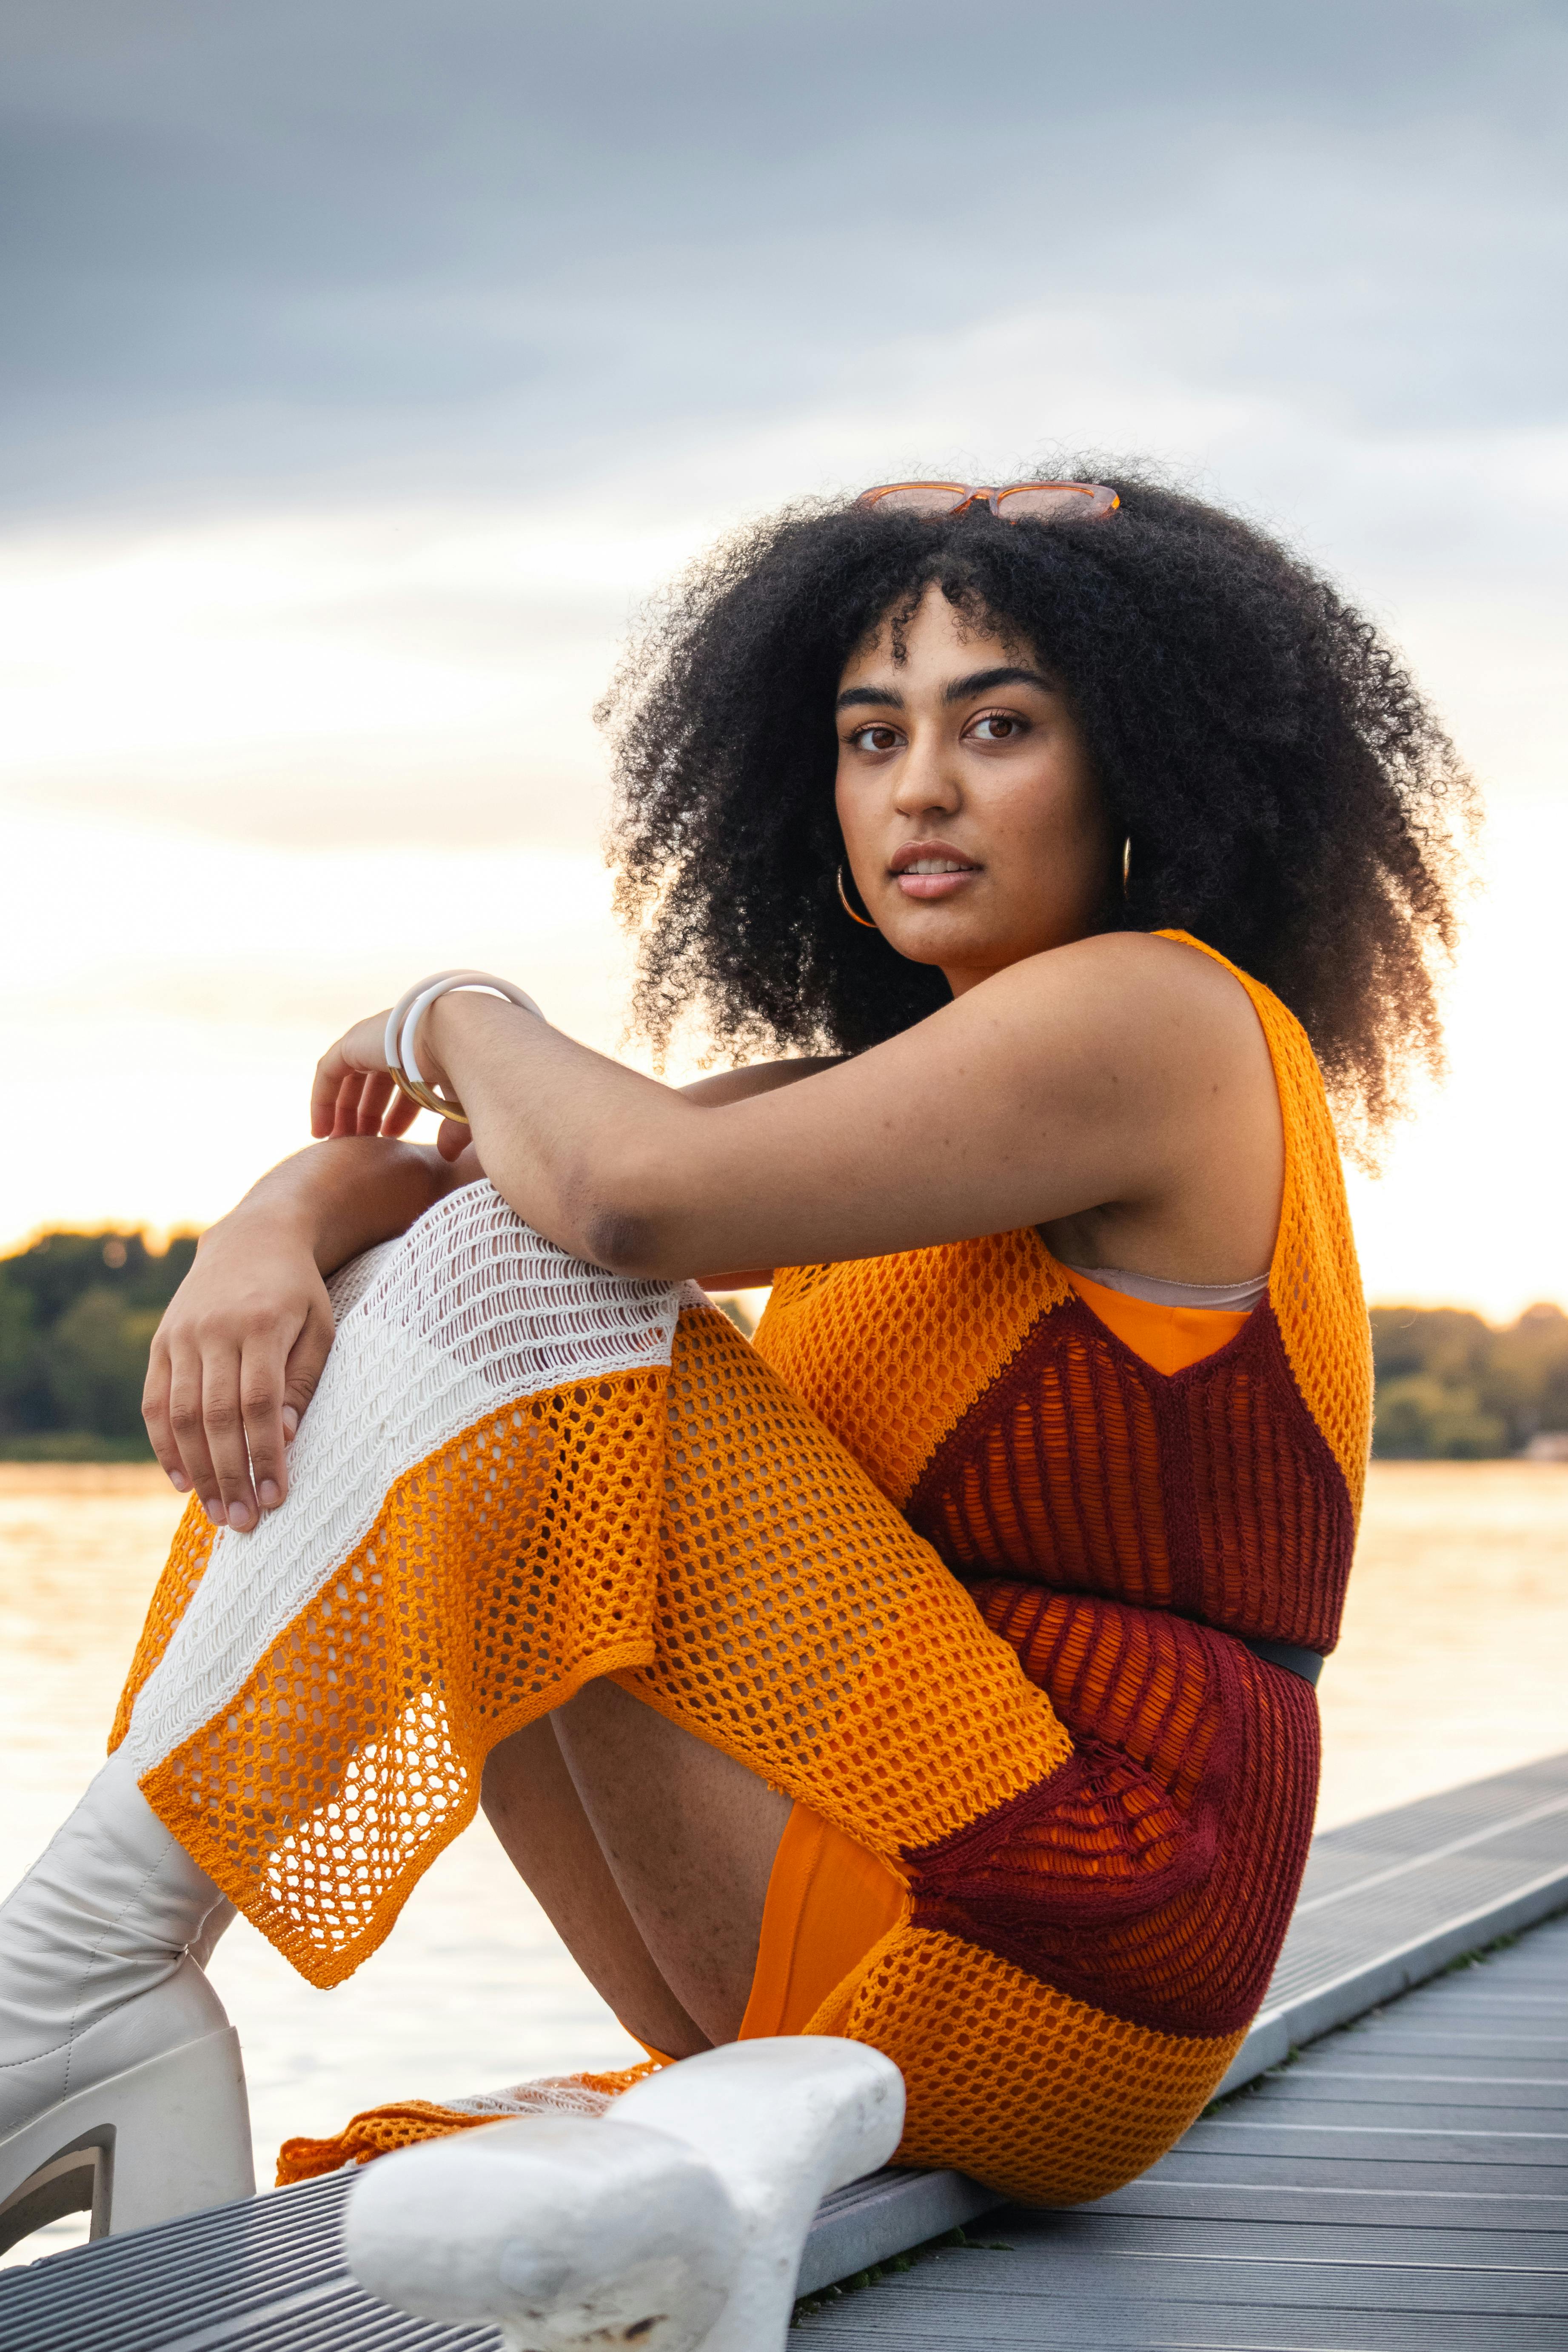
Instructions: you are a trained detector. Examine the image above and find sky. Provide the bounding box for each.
[4,0,1565,1318]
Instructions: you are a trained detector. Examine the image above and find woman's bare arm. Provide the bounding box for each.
[239,1134,480,1274]
[676,1056,839,1289]
[388,932,1280,1286]
[140,1063,813,1529]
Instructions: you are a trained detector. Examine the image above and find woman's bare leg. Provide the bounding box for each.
[480,1716,708,2058]
[481,1687,791,2055]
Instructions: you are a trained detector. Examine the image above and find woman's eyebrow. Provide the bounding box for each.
[835,665,1053,713]
[943,665,1054,704]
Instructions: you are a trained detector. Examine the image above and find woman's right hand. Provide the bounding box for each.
[143,1208,336,1534]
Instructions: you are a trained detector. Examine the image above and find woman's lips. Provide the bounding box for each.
[891,855,981,901]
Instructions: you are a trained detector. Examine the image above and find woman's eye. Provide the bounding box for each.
[969,712,1024,742]
[849,724,902,753]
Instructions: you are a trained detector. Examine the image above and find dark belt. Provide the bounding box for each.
[1237,1634,1324,1687]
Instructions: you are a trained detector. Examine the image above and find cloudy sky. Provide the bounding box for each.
[5,0,1565,1314]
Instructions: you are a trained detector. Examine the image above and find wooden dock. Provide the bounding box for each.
[4,1748,1566,2349]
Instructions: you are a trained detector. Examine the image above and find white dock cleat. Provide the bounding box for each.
[343,2036,906,2352]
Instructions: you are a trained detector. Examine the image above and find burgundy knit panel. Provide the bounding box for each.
[903,1583,1320,2038]
[906,1295,1354,1651]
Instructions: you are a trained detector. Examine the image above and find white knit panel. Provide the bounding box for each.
[441,2078,620,2121]
[125,1183,681,1773]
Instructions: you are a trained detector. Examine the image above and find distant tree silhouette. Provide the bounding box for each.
[0,1232,1563,1460]
[0,1231,197,1455]
[1371,1303,1568,1457]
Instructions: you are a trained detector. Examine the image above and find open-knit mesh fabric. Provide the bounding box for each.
[824,1925,1245,2207]
[906,1293,1354,1649]
[634,1317,1314,2047]
[115,1185,680,1785]
[108,1506,217,1753]
[120,1374,671,1982]
[112,1246,1245,2198]
[281,1941,1244,2208]
[755,932,1370,1656]
[1166,933,1371,1510]
[917,1583,1320,2037]
[752,1229,1068,1508]
[615,1304,1071,1858]
[113,1278,1073,1984]
[276,2061,665,2184]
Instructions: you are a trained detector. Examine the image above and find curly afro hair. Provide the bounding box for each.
[602,471,1472,1152]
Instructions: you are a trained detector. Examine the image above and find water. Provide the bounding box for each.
[4,1458,1565,2266]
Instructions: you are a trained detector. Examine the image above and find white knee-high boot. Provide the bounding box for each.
[0,1749,254,2252]
[345,2038,904,2352]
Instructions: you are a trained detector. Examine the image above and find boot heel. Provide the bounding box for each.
[0,2027,254,2255]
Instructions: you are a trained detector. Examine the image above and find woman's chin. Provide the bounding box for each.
[881,911,1000,972]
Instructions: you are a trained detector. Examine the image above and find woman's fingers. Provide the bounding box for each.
[336,1070,396,1138]
[277,1302,336,1466]
[143,1225,345,1534]
[311,1012,398,1138]
[141,1334,191,1496]
[354,1070,396,1135]
[312,1055,366,1139]
[200,1339,261,1531]
[146,1302,336,1531]
[310,1059,341,1138]
[163,1338,225,1525]
[238,1324,294,1514]
[332,1073,364,1138]
[239,1298,335,1510]
[380,1086,421,1138]
[311,1046,358,1138]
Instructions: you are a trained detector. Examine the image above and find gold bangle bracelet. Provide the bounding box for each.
[391,1069,469,1123]
[383,971,546,1125]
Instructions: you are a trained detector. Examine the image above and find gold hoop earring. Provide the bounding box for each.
[837,864,878,929]
[1121,835,1132,900]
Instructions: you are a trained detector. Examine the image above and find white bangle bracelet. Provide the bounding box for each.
[383,970,546,1123]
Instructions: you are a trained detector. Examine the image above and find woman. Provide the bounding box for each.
[0,475,1467,2241]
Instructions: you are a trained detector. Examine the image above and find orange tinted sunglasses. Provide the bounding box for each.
[856,479,1119,522]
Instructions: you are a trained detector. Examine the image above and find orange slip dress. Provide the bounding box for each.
[113,935,1370,2206]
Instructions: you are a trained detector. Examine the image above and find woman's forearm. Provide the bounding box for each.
[420,992,693,1267]
[310,987,840,1278]
[206,1136,469,1277]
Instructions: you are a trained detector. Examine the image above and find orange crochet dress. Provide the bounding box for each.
[111,933,1370,2206]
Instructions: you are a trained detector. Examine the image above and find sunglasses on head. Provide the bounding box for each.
[855,480,1119,523]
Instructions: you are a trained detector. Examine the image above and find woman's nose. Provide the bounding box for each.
[891,729,961,815]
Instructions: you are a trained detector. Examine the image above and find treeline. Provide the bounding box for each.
[0,1230,198,1459]
[1,1231,1566,1462]
[1369,1302,1568,1459]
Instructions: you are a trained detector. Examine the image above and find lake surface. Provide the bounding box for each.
[4,1458,1565,2265]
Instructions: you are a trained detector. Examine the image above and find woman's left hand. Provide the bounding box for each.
[310,1013,472,1163]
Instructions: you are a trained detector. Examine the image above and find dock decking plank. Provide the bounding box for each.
[1080,2181,1568,2226]
[787,2312,1567,2350]
[1146,2152,1568,2192]
[1173,2121,1568,2165]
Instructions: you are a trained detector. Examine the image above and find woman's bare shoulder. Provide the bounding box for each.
[1003,929,1272,1074]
